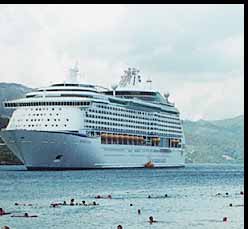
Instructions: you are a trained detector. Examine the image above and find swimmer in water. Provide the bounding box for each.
[11,213,38,218]
[81,201,87,206]
[2,226,10,229]
[62,201,67,205]
[148,216,158,224]
[138,209,141,215]
[92,201,98,206]
[88,201,99,206]
[70,199,75,206]
[117,225,123,229]
[148,195,151,198]
[108,194,112,199]
[0,208,11,216]
[0,208,6,215]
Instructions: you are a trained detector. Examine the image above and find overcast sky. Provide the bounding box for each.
[0,4,244,120]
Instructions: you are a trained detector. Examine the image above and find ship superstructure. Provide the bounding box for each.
[0,66,185,170]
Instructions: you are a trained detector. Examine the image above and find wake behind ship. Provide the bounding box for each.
[0,66,185,170]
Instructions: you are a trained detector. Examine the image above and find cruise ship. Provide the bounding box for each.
[0,65,185,170]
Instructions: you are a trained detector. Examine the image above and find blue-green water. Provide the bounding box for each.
[0,164,244,229]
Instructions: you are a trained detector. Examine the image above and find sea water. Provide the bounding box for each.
[0,164,244,229]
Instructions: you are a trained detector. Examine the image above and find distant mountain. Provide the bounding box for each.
[0,82,244,164]
[0,82,32,117]
[183,115,244,163]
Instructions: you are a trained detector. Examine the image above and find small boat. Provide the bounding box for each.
[144,160,154,168]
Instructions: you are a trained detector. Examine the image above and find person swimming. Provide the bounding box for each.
[0,208,11,216]
[2,226,10,229]
[117,225,123,229]
[11,212,38,218]
[14,203,32,206]
[95,194,112,199]
[0,208,6,215]
[148,216,158,224]
[147,195,168,199]
[138,209,141,215]
[87,201,99,206]
[50,203,60,208]
[81,201,87,206]
[70,199,75,206]
[92,201,98,206]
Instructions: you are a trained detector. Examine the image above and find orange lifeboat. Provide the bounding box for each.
[109,134,114,139]
[113,135,118,139]
[118,135,124,139]
[101,133,107,138]
[144,160,154,168]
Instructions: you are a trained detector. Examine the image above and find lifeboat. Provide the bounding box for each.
[144,160,154,168]
[101,133,107,138]
[118,135,124,139]
[113,135,118,139]
[108,134,114,139]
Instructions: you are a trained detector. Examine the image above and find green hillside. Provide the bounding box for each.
[183,116,244,163]
[0,82,32,116]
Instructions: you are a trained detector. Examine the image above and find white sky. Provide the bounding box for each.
[0,4,244,120]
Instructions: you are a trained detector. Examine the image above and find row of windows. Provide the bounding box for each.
[85,126,182,137]
[85,119,181,131]
[87,111,180,124]
[86,114,181,127]
[5,101,91,107]
[94,104,179,119]
[13,124,67,128]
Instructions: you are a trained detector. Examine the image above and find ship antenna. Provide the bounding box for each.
[146,77,152,90]
[67,61,79,83]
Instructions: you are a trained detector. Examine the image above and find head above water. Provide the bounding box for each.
[117,225,123,229]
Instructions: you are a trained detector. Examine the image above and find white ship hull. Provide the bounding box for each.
[0,130,185,170]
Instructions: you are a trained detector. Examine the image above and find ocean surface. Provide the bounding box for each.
[0,164,244,229]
